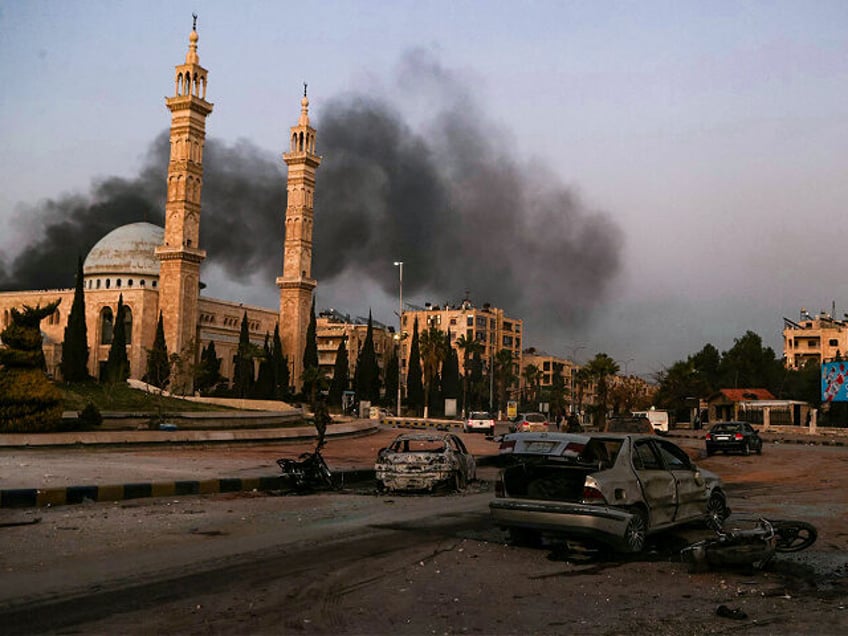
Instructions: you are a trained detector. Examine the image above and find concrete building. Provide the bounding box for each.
[401,299,523,383]
[316,309,396,389]
[521,347,579,410]
[0,23,319,391]
[783,310,848,369]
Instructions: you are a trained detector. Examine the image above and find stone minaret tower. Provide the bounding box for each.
[155,17,213,364]
[277,86,321,390]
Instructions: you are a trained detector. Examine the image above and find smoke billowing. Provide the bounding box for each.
[0,51,624,334]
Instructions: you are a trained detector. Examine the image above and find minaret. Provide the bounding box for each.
[277,85,321,390]
[155,15,213,365]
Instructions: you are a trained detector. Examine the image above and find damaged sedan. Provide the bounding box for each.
[375,432,476,492]
[490,432,729,552]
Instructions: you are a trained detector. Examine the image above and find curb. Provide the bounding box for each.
[0,468,379,509]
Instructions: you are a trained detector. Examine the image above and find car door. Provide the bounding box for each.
[448,435,475,479]
[631,439,677,527]
[653,439,707,521]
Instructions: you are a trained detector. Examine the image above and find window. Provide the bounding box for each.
[116,279,122,288]
[100,307,114,345]
[105,279,110,289]
[128,279,133,287]
[124,306,133,344]
[502,335,513,347]
[543,361,551,371]
[829,339,839,347]
[449,317,457,326]
[152,281,157,288]
[467,316,473,326]
[140,280,146,287]
[633,441,662,470]
[656,440,691,470]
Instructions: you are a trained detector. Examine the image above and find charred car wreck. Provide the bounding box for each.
[375,432,476,493]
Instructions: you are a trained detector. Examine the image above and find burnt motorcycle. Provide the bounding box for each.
[681,517,817,571]
[276,442,334,492]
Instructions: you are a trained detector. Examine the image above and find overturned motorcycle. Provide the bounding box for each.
[681,517,817,572]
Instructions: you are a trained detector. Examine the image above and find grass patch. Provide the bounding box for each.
[59,382,233,413]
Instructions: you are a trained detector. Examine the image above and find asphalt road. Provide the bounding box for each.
[0,436,846,634]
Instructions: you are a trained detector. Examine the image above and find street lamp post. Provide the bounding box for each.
[393,261,403,417]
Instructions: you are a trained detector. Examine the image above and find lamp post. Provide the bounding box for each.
[393,261,403,417]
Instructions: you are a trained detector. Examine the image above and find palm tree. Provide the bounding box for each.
[584,353,620,429]
[419,326,448,418]
[456,334,483,415]
[494,348,518,414]
[522,363,541,410]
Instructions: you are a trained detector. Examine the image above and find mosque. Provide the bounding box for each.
[0,23,321,389]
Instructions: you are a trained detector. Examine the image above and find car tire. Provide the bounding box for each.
[742,441,750,456]
[706,447,714,457]
[623,508,648,553]
[705,493,728,529]
[756,443,762,455]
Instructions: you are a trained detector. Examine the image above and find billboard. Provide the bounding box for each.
[821,361,848,402]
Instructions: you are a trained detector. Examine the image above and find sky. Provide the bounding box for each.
[1,1,847,379]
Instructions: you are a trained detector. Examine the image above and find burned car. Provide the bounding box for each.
[490,432,729,552]
[375,432,476,492]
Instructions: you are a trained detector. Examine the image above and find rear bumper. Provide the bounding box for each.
[707,441,749,453]
[489,498,633,547]
[375,467,454,491]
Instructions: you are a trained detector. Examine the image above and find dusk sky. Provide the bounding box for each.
[2,1,847,378]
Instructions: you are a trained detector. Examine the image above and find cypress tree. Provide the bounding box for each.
[60,255,89,382]
[146,312,169,389]
[328,335,349,407]
[442,334,460,401]
[406,317,424,414]
[271,324,289,400]
[355,310,381,403]
[104,294,129,384]
[301,298,319,398]
[255,332,275,399]
[233,311,254,398]
[384,352,399,411]
[195,340,222,393]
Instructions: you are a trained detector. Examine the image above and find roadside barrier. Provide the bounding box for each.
[385,417,462,430]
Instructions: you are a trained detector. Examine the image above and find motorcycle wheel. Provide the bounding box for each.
[705,494,728,529]
[772,520,817,552]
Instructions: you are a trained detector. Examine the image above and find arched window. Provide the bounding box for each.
[128,279,133,287]
[124,306,133,345]
[100,307,114,345]
[105,279,111,289]
[140,279,146,287]
[96,279,101,289]
[152,280,157,288]
[116,279,122,288]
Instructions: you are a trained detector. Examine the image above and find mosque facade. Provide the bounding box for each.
[0,24,317,390]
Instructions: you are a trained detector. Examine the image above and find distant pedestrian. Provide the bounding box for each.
[566,413,581,433]
[555,412,564,432]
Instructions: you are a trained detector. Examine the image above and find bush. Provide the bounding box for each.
[0,368,63,432]
[77,402,103,429]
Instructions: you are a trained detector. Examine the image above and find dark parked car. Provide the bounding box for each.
[705,421,763,456]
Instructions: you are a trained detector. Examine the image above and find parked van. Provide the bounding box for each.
[632,409,673,434]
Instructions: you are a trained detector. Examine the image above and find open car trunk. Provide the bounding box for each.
[501,461,596,502]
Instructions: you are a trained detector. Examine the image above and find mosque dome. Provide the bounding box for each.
[84,222,164,279]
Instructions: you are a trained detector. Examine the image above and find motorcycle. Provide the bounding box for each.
[681,517,817,572]
[276,442,334,493]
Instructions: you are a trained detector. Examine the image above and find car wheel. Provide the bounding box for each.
[705,493,728,529]
[508,527,542,548]
[706,447,714,457]
[623,509,648,553]
[756,443,762,455]
[742,441,750,456]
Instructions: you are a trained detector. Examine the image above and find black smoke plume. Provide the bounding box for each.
[0,51,623,335]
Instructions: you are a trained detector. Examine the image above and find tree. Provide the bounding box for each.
[384,352,399,411]
[271,324,289,400]
[233,312,254,398]
[104,294,129,385]
[718,331,784,394]
[419,325,447,418]
[441,335,461,403]
[328,335,349,407]
[522,364,541,410]
[145,312,169,389]
[301,298,319,399]
[60,255,89,382]
[354,311,381,404]
[468,348,485,411]
[456,334,483,414]
[493,348,517,413]
[0,301,63,432]
[254,333,275,399]
[406,317,424,415]
[584,353,620,429]
[195,340,222,394]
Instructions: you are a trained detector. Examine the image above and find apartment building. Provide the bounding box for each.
[521,347,579,408]
[783,309,848,369]
[401,299,523,378]
[316,309,396,387]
